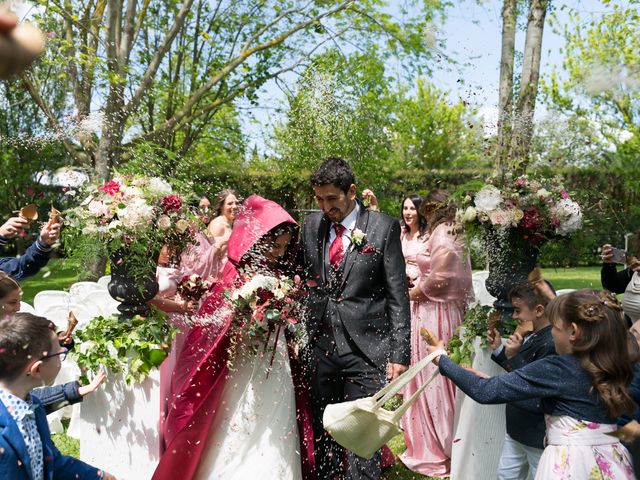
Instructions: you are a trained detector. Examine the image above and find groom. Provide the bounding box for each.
[301,157,411,479]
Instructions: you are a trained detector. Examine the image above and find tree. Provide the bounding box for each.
[268,47,483,206]
[25,0,442,181]
[495,0,549,173]
[544,1,639,148]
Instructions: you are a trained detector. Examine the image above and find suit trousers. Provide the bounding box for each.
[308,343,386,480]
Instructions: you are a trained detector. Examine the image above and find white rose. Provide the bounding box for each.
[536,188,551,198]
[489,209,512,226]
[474,185,502,212]
[117,198,155,229]
[147,177,173,196]
[157,215,171,230]
[553,199,583,235]
[87,199,111,218]
[462,206,477,223]
[122,186,143,199]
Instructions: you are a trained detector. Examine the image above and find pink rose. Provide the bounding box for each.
[99,180,121,196]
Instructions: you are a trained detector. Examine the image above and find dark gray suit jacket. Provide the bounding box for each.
[301,204,411,367]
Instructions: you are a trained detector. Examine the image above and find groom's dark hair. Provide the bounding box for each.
[310,157,355,194]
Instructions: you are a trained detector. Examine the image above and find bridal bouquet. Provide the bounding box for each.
[455,173,583,244]
[227,273,307,367]
[63,173,197,280]
[177,274,211,301]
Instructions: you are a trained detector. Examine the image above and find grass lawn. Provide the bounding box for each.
[538,265,601,291]
[45,263,604,478]
[20,258,80,304]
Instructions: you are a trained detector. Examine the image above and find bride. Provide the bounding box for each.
[153,195,314,480]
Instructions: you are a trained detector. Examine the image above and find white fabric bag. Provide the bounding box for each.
[323,348,447,459]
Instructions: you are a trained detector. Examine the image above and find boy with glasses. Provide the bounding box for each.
[0,312,115,479]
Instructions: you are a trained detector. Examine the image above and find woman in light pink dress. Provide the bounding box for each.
[401,189,473,477]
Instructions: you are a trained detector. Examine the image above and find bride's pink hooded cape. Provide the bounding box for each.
[153,195,315,480]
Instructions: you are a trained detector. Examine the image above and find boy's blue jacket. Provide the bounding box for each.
[0,394,100,479]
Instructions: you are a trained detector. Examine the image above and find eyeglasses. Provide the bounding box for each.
[39,347,68,362]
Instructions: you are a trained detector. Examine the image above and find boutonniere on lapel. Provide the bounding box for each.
[350,228,376,253]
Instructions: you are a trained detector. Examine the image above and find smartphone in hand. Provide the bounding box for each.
[610,247,627,264]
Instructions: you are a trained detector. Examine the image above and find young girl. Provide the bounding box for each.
[0,271,22,316]
[0,271,105,412]
[427,289,636,479]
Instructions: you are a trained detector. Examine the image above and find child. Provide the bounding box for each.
[487,282,556,480]
[427,289,636,479]
[0,215,61,280]
[0,272,106,413]
[0,312,116,479]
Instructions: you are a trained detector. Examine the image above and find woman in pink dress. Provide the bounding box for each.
[180,191,239,283]
[401,189,473,477]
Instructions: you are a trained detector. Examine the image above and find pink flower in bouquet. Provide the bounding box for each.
[99,180,121,196]
[515,177,529,187]
[161,195,182,214]
[560,190,570,199]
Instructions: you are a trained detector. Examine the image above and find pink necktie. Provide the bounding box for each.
[329,224,346,269]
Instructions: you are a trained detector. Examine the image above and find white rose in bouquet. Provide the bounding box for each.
[462,206,477,223]
[87,199,111,218]
[553,199,583,235]
[118,198,155,229]
[157,215,172,230]
[474,185,502,212]
[148,177,173,196]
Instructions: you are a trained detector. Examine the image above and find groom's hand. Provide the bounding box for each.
[387,362,408,381]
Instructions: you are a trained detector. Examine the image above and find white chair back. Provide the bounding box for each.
[69,281,106,300]
[556,288,576,296]
[97,275,111,289]
[33,291,71,315]
[81,290,120,317]
[37,302,98,330]
[19,301,35,313]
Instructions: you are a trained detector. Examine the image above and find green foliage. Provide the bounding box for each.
[266,47,485,195]
[71,308,176,385]
[541,3,640,217]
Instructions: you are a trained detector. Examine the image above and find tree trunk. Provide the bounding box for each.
[509,0,548,173]
[495,0,517,174]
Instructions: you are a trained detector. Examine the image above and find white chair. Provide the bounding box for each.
[33,290,71,315]
[69,281,106,300]
[19,301,35,313]
[97,275,111,289]
[472,270,490,283]
[556,288,576,296]
[37,302,97,330]
[81,290,120,317]
[471,271,496,306]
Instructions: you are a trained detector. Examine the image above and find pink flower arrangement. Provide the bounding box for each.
[456,174,583,244]
[63,173,197,277]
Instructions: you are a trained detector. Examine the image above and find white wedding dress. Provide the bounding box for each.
[194,331,302,479]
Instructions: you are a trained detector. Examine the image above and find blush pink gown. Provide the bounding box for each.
[400,223,473,477]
